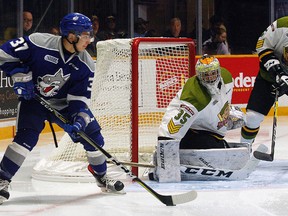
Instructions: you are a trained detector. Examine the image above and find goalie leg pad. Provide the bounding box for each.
[179,142,251,170]
[154,140,181,183]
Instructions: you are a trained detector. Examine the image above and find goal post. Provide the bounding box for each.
[130,38,195,175]
[32,37,195,181]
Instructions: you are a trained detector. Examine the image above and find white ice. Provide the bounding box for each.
[0,116,288,216]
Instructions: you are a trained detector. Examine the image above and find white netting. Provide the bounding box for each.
[32,38,195,182]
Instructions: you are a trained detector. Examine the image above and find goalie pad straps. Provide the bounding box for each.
[156,140,181,183]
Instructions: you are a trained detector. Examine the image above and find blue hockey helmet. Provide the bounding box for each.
[60,13,93,37]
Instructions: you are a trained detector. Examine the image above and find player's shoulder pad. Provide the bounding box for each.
[220,67,233,84]
[180,76,211,111]
[28,33,60,50]
[276,16,288,28]
[77,51,95,72]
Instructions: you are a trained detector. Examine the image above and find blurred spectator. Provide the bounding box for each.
[49,26,60,35]
[86,15,102,58]
[163,17,186,38]
[98,15,126,40]
[4,11,33,40]
[208,15,226,40]
[145,29,161,37]
[134,18,149,37]
[23,11,33,35]
[202,26,230,55]
[188,19,210,42]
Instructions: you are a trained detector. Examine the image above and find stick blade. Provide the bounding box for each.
[159,190,197,206]
[170,190,197,206]
[253,151,274,161]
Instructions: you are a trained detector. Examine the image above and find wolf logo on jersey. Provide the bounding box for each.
[37,69,70,97]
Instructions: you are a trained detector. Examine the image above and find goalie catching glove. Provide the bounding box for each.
[11,67,34,100]
[226,105,245,130]
[63,108,91,140]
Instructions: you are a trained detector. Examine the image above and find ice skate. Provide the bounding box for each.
[88,165,125,194]
[0,179,10,204]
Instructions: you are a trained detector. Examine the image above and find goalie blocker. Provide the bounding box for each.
[149,140,251,182]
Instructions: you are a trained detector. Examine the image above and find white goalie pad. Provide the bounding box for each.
[180,142,251,170]
[151,142,253,182]
[155,140,181,183]
[180,144,267,181]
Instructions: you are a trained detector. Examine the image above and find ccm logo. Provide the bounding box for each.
[183,167,233,178]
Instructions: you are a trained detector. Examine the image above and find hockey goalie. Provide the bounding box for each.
[149,54,262,182]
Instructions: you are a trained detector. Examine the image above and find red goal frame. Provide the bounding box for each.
[131,38,195,175]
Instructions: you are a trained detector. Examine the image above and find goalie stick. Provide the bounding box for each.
[253,89,278,161]
[34,94,197,206]
[109,144,267,181]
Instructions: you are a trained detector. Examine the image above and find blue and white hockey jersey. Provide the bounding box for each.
[0,32,95,114]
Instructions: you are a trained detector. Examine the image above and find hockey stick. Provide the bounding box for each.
[108,144,267,181]
[253,89,279,161]
[34,94,197,206]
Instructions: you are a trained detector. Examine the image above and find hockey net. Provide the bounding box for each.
[32,38,195,182]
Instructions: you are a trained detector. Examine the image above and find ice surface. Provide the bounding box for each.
[0,116,288,216]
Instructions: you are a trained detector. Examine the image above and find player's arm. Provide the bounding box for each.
[220,68,244,130]
[63,67,94,138]
[0,36,35,100]
[0,36,32,73]
[256,18,283,73]
[256,19,288,95]
[158,92,199,140]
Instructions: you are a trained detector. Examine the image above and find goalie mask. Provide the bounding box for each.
[60,13,94,43]
[196,54,221,95]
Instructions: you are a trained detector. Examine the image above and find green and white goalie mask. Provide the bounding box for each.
[196,54,221,95]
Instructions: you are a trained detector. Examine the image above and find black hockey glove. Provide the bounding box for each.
[269,64,288,96]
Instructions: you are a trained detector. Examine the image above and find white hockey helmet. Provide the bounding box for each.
[196,54,221,95]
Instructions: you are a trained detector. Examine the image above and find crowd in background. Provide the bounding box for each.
[2,11,231,58]
[81,14,231,57]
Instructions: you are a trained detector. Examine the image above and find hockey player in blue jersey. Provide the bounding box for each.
[0,12,124,204]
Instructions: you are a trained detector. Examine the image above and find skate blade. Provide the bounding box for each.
[100,188,126,195]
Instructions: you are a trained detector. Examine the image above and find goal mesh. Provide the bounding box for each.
[32,38,195,181]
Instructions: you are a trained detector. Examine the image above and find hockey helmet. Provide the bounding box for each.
[60,13,93,40]
[196,54,220,84]
[196,54,221,94]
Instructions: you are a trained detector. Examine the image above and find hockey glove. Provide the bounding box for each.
[267,63,288,95]
[63,110,90,141]
[271,73,288,96]
[226,106,245,130]
[11,70,34,100]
